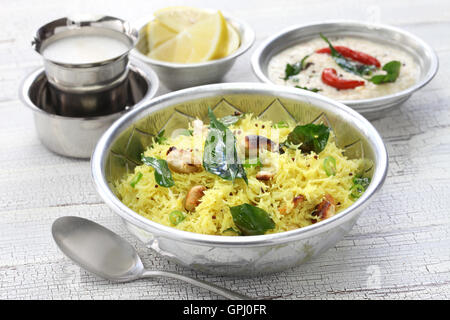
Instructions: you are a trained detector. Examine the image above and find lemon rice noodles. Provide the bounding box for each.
[116,113,365,236]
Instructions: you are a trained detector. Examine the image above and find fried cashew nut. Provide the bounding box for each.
[166,147,202,173]
[184,185,207,212]
[312,194,336,221]
[256,170,275,181]
[243,135,279,157]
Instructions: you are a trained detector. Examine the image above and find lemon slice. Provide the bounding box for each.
[184,11,229,62]
[225,23,240,56]
[149,11,228,63]
[146,20,177,51]
[148,32,191,63]
[154,6,213,33]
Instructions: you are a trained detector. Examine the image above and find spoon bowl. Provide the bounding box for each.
[52,216,252,299]
[52,216,144,282]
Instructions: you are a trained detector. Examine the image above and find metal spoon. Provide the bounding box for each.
[52,216,252,300]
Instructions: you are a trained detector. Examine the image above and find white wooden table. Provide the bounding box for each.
[1,0,450,300]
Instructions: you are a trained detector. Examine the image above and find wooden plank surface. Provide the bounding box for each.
[1,0,450,299]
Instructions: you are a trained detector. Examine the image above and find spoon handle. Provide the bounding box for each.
[141,270,252,300]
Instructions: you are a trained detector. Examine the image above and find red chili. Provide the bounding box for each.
[316,46,381,68]
[321,68,365,90]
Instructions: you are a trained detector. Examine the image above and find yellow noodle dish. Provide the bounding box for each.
[116,109,369,236]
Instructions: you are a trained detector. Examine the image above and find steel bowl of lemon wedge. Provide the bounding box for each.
[132,6,255,90]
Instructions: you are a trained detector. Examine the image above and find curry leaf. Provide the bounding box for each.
[284,62,302,80]
[284,54,310,80]
[230,204,275,236]
[284,123,330,154]
[155,130,168,144]
[295,85,321,93]
[369,60,401,84]
[203,108,248,184]
[320,33,376,76]
[141,156,174,187]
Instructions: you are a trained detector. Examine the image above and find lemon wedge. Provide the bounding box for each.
[149,11,228,63]
[146,20,177,51]
[154,6,213,33]
[225,23,240,56]
[147,32,191,63]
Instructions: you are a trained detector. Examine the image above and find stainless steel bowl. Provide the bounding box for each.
[91,83,388,276]
[32,15,138,92]
[131,12,255,90]
[20,60,159,159]
[251,21,439,119]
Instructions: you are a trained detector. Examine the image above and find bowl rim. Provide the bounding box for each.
[251,20,439,108]
[19,58,160,121]
[130,11,255,68]
[91,82,388,247]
